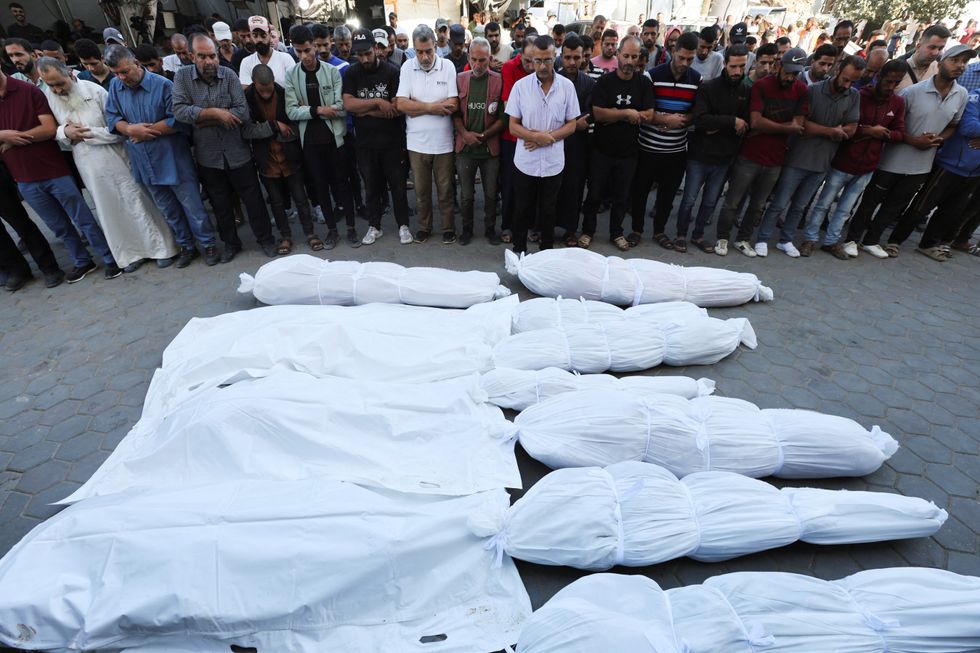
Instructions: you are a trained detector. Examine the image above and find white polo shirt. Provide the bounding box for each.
[239,50,296,86]
[879,77,968,175]
[396,57,458,154]
[505,72,579,177]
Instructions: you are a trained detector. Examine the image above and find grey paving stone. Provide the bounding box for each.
[15,460,70,494]
[947,551,980,576]
[55,433,105,463]
[6,441,58,474]
[931,516,979,554]
[77,389,122,417]
[45,414,93,443]
[23,481,78,520]
[36,399,82,426]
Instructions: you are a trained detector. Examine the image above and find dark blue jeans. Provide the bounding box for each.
[676,159,730,240]
[18,175,114,267]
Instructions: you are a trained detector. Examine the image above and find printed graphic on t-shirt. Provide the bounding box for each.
[356,82,391,99]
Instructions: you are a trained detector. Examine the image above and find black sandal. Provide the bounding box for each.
[653,233,674,250]
[307,234,324,252]
[674,238,688,253]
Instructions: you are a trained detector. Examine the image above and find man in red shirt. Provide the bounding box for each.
[0,70,118,283]
[714,47,808,257]
[499,39,534,243]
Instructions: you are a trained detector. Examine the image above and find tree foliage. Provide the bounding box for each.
[847,0,969,25]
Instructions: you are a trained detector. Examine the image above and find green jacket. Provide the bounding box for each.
[284,60,347,147]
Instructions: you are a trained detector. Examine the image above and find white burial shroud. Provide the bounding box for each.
[479,461,946,570]
[515,389,898,478]
[60,372,520,505]
[480,367,716,411]
[0,482,531,653]
[505,248,774,307]
[510,297,709,333]
[237,254,512,307]
[516,569,980,653]
[143,298,517,421]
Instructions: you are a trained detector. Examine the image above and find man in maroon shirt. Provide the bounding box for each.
[499,39,534,243]
[0,70,118,282]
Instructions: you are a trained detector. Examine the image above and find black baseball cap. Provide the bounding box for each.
[449,24,466,44]
[352,28,374,53]
[729,22,747,44]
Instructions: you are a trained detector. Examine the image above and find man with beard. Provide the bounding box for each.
[75,38,114,91]
[717,47,807,258]
[231,18,254,73]
[445,24,468,73]
[742,42,775,90]
[6,3,42,43]
[395,24,459,244]
[173,35,276,260]
[213,21,238,70]
[802,43,837,86]
[240,16,296,86]
[640,19,664,70]
[591,28,619,73]
[5,38,41,87]
[163,33,193,80]
[286,24,360,248]
[312,24,349,71]
[343,27,411,246]
[756,55,861,258]
[810,59,907,260]
[505,35,578,253]
[692,26,724,81]
[633,31,700,251]
[897,24,950,91]
[580,36,654,250]
[395,27,415,59]
[39,57,179,271]
[453,37,504,245]
[680,44,750,256]
[554,34,594,246]
[334,26,355,63]
[104,45,219,267]
[510,23,527,58]
[0,66,118,282]
[498,38,535,243]
[863,45,971,259]
[135,44,166,76]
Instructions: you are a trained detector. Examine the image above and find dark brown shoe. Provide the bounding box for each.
[799,240,816,257]
[821,243,850,260]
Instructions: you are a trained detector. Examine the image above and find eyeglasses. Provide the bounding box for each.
[531,58,553,66]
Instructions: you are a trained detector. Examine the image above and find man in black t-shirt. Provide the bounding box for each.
[342,28,412,245]
[579,36,654,250]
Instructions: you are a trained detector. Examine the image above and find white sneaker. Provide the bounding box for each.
[362,226,382,245]
[715,239,729,256]
[399,225,413,245]
[734,240,757,257]
[842,241,859,258]
[776,242,800,257]
[753,242,768,257]
[313,205,325,223]
[861,243,889,259]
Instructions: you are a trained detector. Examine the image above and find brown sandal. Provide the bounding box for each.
[691,238,714,254]
[653,233,674,250]
[277,238,292,255]
[674,238,688,253]
[307,234,324,252]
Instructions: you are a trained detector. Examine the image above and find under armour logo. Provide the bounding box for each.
[616,94,632,105]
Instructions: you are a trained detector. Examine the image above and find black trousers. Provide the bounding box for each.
[345,130,363,208]
[557,135,590,235]
[582,150,636,238]
[631,150,686,236]
[261,172,315,239]
[512,168,561,253]
[952,196,980,245]
[356,146,410,230]
[846,169,929,246]
[198,161,274,250]
[890,167,980,248]
[499,139,517,232]
[304,139,355,230]
[0,163,60,277]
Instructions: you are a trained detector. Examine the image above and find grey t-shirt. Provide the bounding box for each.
[691,50,724,81]
[879,78,968,175]
[784,79,860,173]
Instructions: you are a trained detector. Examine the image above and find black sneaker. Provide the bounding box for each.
[43,269,65,288]
[323,229,338,250]
[156,257,175,268]
[204,245,220,266]
[485,228,501,246]
[65,261,97,284]
[442,231,457,244]
[5,275,29,292]
[261,241,279,257]
[459,230,472,246]
[414,230,430,243]
[346,228,361,248]
[104,263,123,280]
[175,248,199,268]
[219,247,239,264]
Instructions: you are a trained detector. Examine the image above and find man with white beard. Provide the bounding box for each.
[38,58,179,272]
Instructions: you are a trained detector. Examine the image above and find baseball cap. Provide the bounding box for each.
[352,28,374,52]
[212,21,233,41]
[941,43,977,61]
[435,18,449,31]
[781,47,806,73]
[233,18,250,32]
[248,15,270,33]
[103,27,125,45]
[729,22,747,44]
[449,24,466,44]
[372,28,389,45]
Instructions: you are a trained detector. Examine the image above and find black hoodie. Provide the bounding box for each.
[688,72,751,164]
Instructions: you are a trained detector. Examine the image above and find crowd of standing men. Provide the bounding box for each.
[1,4,979,293]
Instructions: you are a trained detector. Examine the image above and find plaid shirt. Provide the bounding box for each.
[959,61,980,92]
[172,64,253,169]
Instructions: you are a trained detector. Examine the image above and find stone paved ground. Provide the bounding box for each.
[0,195,978,649]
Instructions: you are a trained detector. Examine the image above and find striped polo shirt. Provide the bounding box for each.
[639,63,701,154]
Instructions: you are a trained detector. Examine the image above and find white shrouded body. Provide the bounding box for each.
[238,254,511,307]
[516,570,980,653]
[515,390,898,478]
[492,317,756,373]
[489,462,946,570]
[504,249,774,307]
[61,372,520,504]
[0,482,531,653]
[511,297,708,333]
[480,368,716,410]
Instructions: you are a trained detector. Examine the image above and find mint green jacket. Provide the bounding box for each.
[283,61,346,147]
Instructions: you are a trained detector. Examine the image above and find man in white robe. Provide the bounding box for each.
[38,57,179,271]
